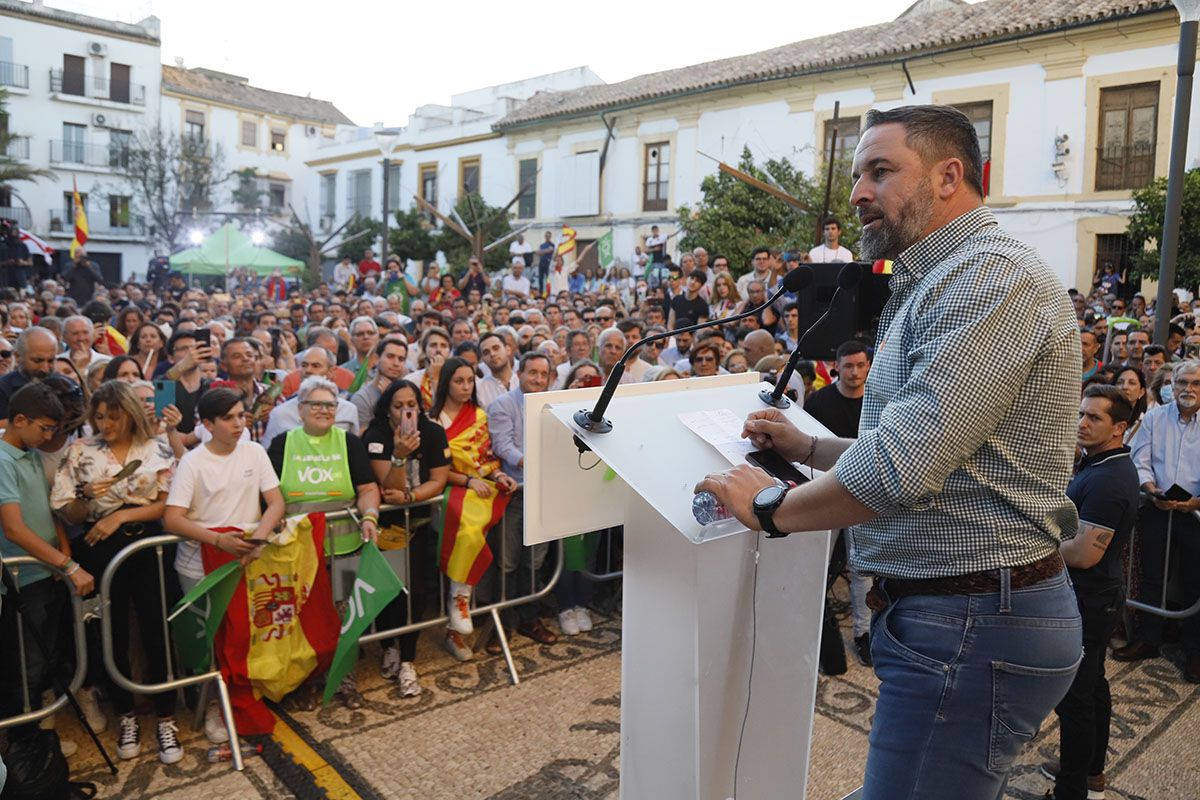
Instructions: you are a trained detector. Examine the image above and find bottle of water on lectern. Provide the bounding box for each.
[692,491,733,525]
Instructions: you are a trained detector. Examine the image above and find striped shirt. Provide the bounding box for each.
[834,207,1080,579]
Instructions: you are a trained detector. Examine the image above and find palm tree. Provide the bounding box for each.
[0,88,53,199]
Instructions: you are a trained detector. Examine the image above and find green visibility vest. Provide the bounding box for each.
[280,426,360,555]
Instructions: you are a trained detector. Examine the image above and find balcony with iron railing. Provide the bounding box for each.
[48,208,145,237]
[0,61,30,90]
[5,136,30,160]
[0,207,32,229]
[49,69,145,106]
[1096,142,1156,191]
[49,140,130,170]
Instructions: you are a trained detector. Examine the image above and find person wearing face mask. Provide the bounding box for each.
[1114,361,1200,682]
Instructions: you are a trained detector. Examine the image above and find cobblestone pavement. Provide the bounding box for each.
[53,588,1200,799]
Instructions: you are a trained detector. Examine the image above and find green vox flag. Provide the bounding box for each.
[347,356,371,393]
[169,560,242,672]
[323,542,405,705]
[597,229,614,269]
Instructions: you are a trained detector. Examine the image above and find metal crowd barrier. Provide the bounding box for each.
[0,557,88,732]
[1124,501,1200,621]
[97,536,245,770]
[580,526,624,583]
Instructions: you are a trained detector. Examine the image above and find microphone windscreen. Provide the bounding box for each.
[836,262,862,290]
[782,265,815,293]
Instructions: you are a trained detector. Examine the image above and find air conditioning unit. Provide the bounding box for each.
[92,113,108,128]
[88,41,108,57]
[305,125,318,138]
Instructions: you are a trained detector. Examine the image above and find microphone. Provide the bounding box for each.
[573,265,815,435]
[759,263,861,409]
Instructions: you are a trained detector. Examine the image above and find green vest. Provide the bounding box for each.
[280,426,360,555]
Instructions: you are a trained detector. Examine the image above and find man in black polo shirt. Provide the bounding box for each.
[804,340,873,669]
[1042,384,1139,800]
[0,327,58,427]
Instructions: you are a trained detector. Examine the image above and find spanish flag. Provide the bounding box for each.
[69,177,88,259]
[437,403,510,585]
[103,325,127,355]
[556,225,577,276]
[201,513,339,734]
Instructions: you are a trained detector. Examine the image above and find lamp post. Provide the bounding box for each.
[374,129,400,266]
[1154,0,1200,344]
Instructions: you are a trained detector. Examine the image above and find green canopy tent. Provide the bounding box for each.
[168,223,303,276]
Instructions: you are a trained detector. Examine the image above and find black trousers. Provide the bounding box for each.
[1135,506,1200,655]
[1053,585,1121,800]
[74,526,176,718]
[0,577,71,737]
[375,516,437,662]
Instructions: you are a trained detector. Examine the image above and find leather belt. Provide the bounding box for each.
[865,551,1064,612]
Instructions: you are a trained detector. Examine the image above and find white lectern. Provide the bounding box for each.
[525,372,833,800]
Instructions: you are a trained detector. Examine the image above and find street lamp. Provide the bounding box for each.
[1154,0,1200,344]
[188,229,204,246]
[250,229,266,246]
[374,129,401,266]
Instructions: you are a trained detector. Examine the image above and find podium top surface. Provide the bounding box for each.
[543,374,831,543]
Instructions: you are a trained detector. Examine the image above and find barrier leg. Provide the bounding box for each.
[491,607,520,686]
[193,679,210,732]
[212,674,243,772]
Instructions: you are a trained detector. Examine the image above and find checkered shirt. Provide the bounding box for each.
[835,207,1081,579]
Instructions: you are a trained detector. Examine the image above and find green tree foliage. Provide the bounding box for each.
[0,88,53,196]
[432,192,513,274]
[389,204,436,263]
[676,146,860,275]
[1126,170,1200,291]
[337,214,383,261]
[230,167,264,212]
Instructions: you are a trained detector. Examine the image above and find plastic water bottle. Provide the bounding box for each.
[206,741,263,763]
[692,491,733,525]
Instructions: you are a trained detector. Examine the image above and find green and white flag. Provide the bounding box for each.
[169,560,243,672]
[597,229,614,269]
[322,542,405,705]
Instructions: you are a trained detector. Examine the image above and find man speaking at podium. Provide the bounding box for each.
[696,105,1083,800]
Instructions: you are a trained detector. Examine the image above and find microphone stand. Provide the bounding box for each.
[760,263,861,409]
[574,267,813,438]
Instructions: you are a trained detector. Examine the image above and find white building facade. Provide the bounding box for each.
[1,0,162,282]
[490,0,1193,293]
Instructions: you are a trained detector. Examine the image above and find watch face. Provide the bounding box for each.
[754,484,786,510]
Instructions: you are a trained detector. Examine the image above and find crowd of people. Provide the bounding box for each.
[0,217,1197,799]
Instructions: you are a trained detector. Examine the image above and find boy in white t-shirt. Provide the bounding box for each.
[808,216,855,263]
[163,387,285,744]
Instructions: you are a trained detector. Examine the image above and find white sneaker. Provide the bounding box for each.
[448,581,473,634]
[380,645,402,681]
[442,629,474,662]
[204,701,229,744]
[574,606,594,633]
[59,737,78,757]
[156,719,183,765]
[79,686,107,733]
[116,713,141,760]
[398,662,422,697]
[558,609,580,636]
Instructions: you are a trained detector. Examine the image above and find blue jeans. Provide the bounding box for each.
[863,568,1083,800]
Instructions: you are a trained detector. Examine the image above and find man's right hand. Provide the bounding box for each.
[215,533,258,557]
[742,409,810,462]
[69,567,94,596]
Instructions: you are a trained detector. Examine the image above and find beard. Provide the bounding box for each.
[858,178,934,261]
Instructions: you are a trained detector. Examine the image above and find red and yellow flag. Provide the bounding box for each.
[69,177,88,259]
[556,225,576,257]
[437,403,510,585]
[103,325,127,355]
[202,513,339,735]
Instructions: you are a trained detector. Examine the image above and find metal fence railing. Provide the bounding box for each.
[0,557,89,731]
[1124,501,1200,621]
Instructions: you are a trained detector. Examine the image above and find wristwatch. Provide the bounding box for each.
[753,483,789,538]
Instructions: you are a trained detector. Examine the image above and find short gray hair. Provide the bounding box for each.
[350,316,378,335]
[297,375,339,404]
[298,346,335,369]
[64,315,93,333]
[14,326,56,357]
[1173,359,1200,381]
[597,327,626,349]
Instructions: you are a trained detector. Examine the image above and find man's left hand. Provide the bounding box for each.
[693,464,777,530]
